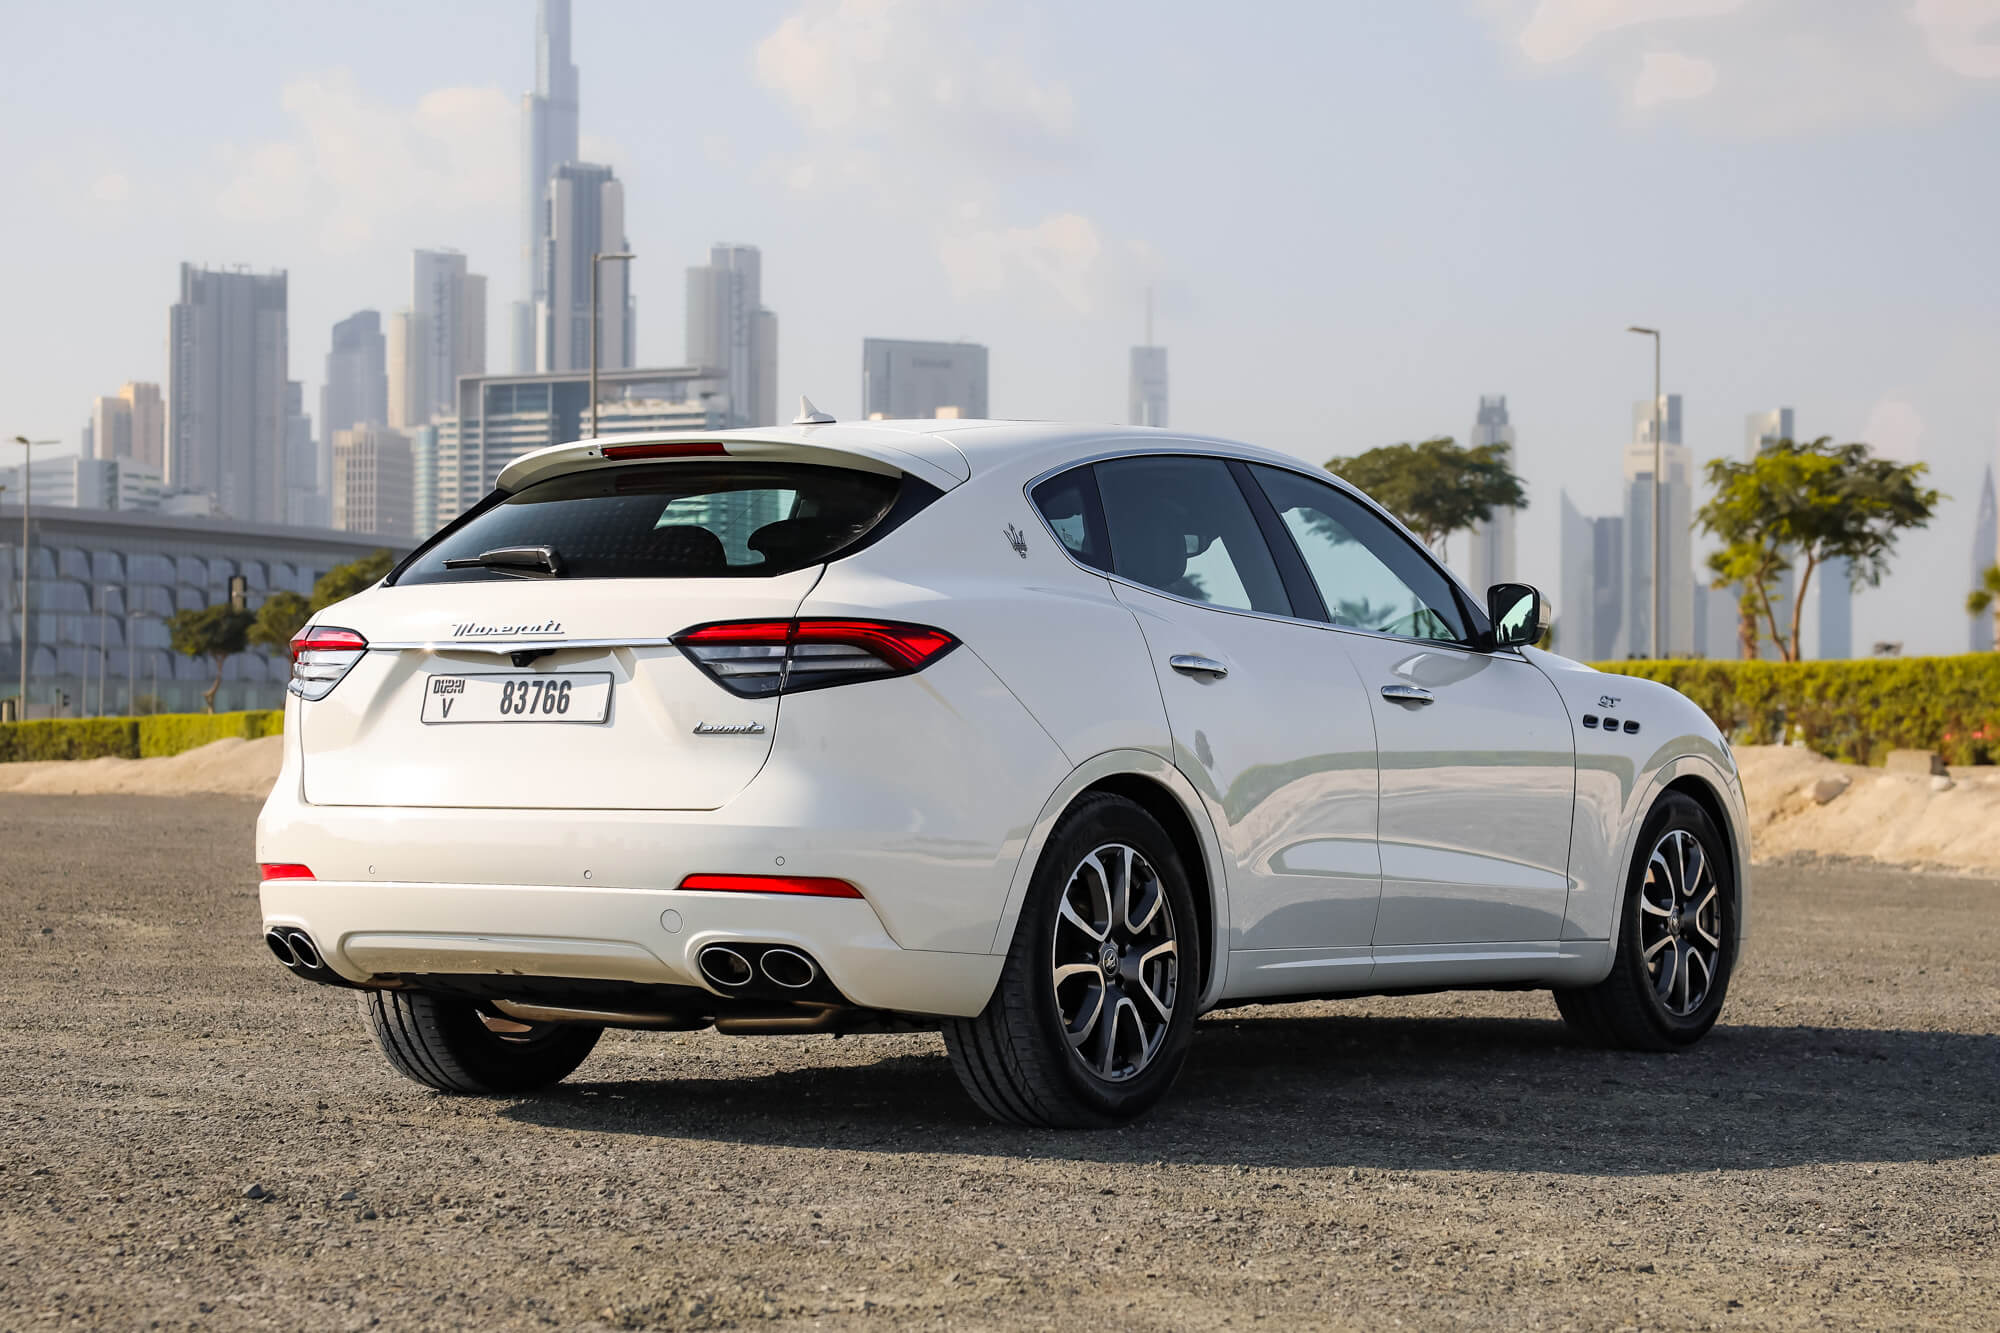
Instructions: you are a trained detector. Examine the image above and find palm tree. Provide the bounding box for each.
[1969,564,2000,649]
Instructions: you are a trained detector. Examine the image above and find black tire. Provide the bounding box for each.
[1555,791,1736,1051]
[360,990,602,1095]
[942,792,1202,1128]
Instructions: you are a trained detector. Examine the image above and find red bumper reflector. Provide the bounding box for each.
[677,873,863,899]
[259,863,315,881]
[600,441,728,460]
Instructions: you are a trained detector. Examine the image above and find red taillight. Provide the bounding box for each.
[599,441,729,460]
[259,863,315,880]
[678,873,863,899]
[673,618,958,697]
[287,626,366,662]
[287,625,368,701]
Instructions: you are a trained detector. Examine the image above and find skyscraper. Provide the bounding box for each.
[413,249,487,418]
[1974,463,1999,651]
[1621,394,1694,658]
[1464,395,1518,590]
[386,309,431,429]
[515,0,580,372]
[1128,348,1167,428]
[321,310,387,445]
[537,162,630,374]
[1818,558,1853,660]
[862,339,989,420]
[1128,292,1167,427]
[332,424,415,538]
[1558,491,1623,662]
[686,244,778,427]
[121,382,164,470]
[90,394,132,462]
[410,424,439,538]
[167,263,290,523]
[284,380,326,528]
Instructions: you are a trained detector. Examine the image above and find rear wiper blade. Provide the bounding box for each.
[442,544,565,578]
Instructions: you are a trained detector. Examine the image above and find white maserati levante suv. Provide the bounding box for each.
[257,417,1748,1127]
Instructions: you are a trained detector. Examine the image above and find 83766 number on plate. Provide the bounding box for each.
[422,673,612,724]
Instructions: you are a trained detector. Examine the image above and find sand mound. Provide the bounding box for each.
[0,735,285,799]
[1734,745,2000,876]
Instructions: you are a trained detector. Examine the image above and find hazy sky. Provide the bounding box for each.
[4,0,1997,653]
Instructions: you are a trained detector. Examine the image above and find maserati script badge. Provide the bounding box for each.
[693,721,766,736]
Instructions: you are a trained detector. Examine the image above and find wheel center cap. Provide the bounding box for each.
[1098,942,1120,979]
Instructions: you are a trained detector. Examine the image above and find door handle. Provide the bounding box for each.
[1169,654,1229,679]
[1380,684,1434,704]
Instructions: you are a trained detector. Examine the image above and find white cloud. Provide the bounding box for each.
[937,212,1103,314]
[89,172,131,204]
[1862,398,1926,462]
[215,72,513,254]
[1518,0,1748,64]
[1911,0,2000,78]
[755,0,1147,318]
[1487,0,2000,133]
[755,0,1073,158]
[1630,50,1719,106]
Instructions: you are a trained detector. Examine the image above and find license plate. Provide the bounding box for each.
[421,673,613,724]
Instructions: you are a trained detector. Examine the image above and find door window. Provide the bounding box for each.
[1249,464,1472,644]
[1095,456,1292,616]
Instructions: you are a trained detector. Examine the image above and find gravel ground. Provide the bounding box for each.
[2,796,1995,1331]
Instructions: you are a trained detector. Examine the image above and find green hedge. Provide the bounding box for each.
[0,717,142,762]
[0,710,285,764]
[136,710,286,759]
[1593,655,2000,766]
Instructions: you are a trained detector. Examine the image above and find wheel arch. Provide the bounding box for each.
[990,750,1232,1012]
[1597,754,1752,967]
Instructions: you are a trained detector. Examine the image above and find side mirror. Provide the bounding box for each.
[1487,582,1550,650]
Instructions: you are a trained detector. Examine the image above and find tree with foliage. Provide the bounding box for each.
[1697,437,1939,663]
[1324,437,1528,554]
[248,590,311,657]
[1970,565,2000,649]
[309,549,396,614]
[167,603,255,714]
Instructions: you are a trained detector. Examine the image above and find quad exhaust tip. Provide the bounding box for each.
[286,929,323,970]
[759,947,818,990]
[266,927,324,971]
[698,945,754,989]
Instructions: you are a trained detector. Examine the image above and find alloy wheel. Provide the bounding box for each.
[1639,828,1724,1017]
[1049,843,1180,1082]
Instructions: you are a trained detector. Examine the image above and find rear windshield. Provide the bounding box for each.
[396,462,911,584]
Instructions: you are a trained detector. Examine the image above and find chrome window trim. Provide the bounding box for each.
[1021,443,1519,659]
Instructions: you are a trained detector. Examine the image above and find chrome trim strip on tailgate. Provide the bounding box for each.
[369,637,683,653]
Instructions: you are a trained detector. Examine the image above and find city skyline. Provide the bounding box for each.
[6,2,1997,655]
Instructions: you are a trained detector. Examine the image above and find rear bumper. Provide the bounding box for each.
[259,877,1003,1017]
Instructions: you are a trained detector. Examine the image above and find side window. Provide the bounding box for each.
[1249,464,1472,644]
[1095,456,1291,616]
[1029,468,1111,572]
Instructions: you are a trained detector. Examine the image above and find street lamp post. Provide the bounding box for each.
[96,587,109,716]
[1624,329,1663,660]
[126,607,162,718]
[12,435,58,719]
[588,251,636,439]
